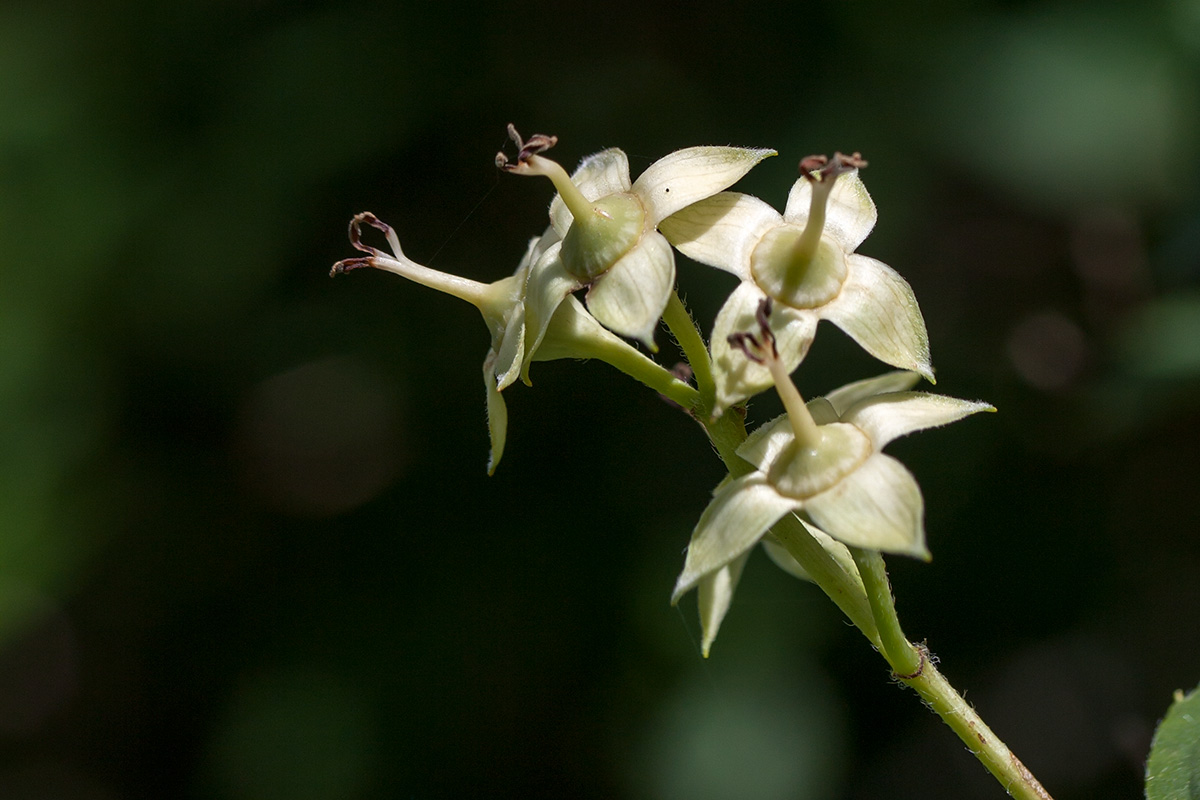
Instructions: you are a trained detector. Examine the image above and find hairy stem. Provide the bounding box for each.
[850,548,921,675]
[905,659,1054,800]
[661,290,716,414]
[851,548,1053,800]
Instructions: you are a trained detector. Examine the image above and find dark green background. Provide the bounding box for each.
[3,1,1199,797]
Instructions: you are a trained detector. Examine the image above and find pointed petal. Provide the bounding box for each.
[696,551,750,657]
[783,170,877,252]
[737,413,792,470]
[520,242,583,383]
[658,192,780,281]
[822,254,933,382]
[806,397,840,426]
[514,226,561,281]
[483,354,507,475]
[804,454,928,558]
[841,391,995,450]
[585,231,674,348]
[710,284,816,415]
[672,474,800,603]
[532,294,611,361]
[633,146,776,223]
[491,302,527,391]
[550,148,631,237]
[822,371,923,417]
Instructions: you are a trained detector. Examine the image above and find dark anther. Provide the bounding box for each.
[833,151,868,170]
[798,155,829,177]
[330,257,371,277]
[346,211,393,258]
[727,332,765,364]
[800,151,868,182]
[331,211,397,277]
[495,123,559,171]
[728,299,780,363]
[755,297,777,358]
[755,297,774,331]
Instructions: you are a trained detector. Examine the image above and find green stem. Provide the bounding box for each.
[851,547,1053,800]
[544,299,700,409]
[905,659,1053,800]
[850,548,921,675]
[584,334,699,409]
[661,290,716,414]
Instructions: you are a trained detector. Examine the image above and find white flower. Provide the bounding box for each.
[660,153,933,415]
[498,125,775,351]
[672,352,992,609]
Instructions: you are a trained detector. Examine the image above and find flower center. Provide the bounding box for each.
[749,225,848,309]
[767,422,872,499]
[559,192,646,282]
[747,153,866,311]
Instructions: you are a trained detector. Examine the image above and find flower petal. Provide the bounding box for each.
[841,391,995,450]
[520,242,583,383]
[659,192,781,281]
[633,146,776,223]
[483,353,507,475]
[821,254,933,383]
[550,148,631,238]
[491,301,526,391]
[584,231,674,348]
[672,474,801,603]
[783,170,877,252]
[822,371,922,417]
[737,413,791,470]
[696,551,750,657]
[710,283,816,415]
[803,454,928,558]
[514,226,561,281]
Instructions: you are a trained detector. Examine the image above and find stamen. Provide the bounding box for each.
[731,299,821,447]
[727,332,765,363]
[495,124,594,225]
[330,257,371,277]
[800,151,867,184]
[726,297,778,364]
[328,212,493,308]
[788,151,869,281]
[755,297,776,356]
[495,123,559,171]
[346,212,404,260]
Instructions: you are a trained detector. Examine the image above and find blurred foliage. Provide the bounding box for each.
[2,0,1200,798]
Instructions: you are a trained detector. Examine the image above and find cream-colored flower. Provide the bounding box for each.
[331,213,692,473]
[672,307,992,626]
[674,374,990,605]
[498,125,775,353]
[660,153,933,415]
